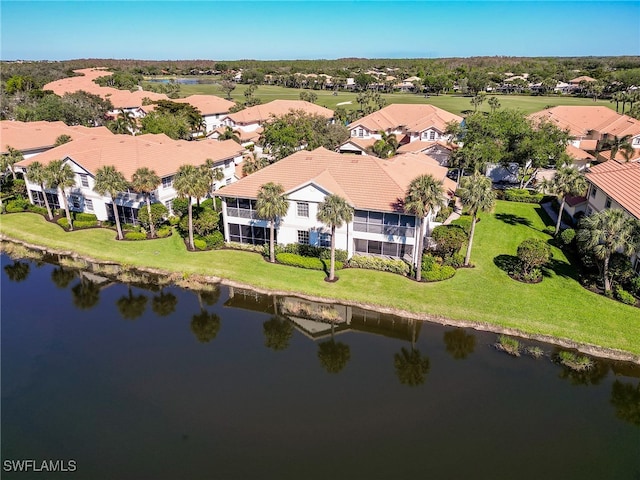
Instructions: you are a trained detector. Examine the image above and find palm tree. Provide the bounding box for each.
[457,172,495,266]
[242,152,269,176]
[316,194,353,282]
[45,160,76,231]
[404,174,446,281]
[576,209,637,293]
[218,126,241,143]
[94,165,129,240]
[1,146,23,180]
[611,91,626,113]
[256,182,289,263]
[488,96,501,113]
[604,135,633,162]
[131,167,161,238]
[109,109,136,135]
[370,131,398,158]
[174,164,210,250]
[202,158,225,209]
[25,161,54,220]
[541,167,588,236]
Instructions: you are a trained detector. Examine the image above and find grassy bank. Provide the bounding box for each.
[1,201,639,356]
[153,81,615,115]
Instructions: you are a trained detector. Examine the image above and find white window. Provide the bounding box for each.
[165,200,173,214]
[85,199,94,211]
[319,233,331,247]
[162,176,173,188]
[297,202,309,217]
[428,130,436,140]
[297,230,309,244]
[79,174,89,188]
[605,197,612,209]
[358,128,364,138]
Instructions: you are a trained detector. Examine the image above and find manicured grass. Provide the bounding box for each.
[1,202,639,355]
[151,80,616,115]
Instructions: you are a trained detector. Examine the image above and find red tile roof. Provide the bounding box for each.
[15,134,244,180]
[529,106,640,138]
[397,140,456,154]
[217,147,454,213]
[349,104,462,134]
[225,100,334,125]
[173,95,236,115]
[585,161,640,219]
[1,120,113,154]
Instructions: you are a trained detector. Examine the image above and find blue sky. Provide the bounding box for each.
[1,1,639,60]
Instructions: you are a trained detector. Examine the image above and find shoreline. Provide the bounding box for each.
[3,234,639,365]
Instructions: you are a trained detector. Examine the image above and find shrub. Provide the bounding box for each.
[171,197,190,217]
[629,276,640,296]
[318,248,348,263]
[124,231,147,241]
[204,231,224,249]
[517,238,552,277]
[57,218,70,230]
[559,228,575,245]
[443,253,465,268]
[450,216,472,235]
[5,198,30,213]
[228,242,264,253]
[73,220,98,229]
[74,212,98,222]
[421,253,438,271]
[504,188,544,204]
[27,204,48,215]
[496,335,520,356]
[543,226,556,236]
[421,264,456,282]
[200,198,214,210]
[122,223,141,231]
[168,215,180,226]
[193,238,207,250]
[348,255,410,276]
[276,252,343,271]
[435,206,453,222]
[136,203,168,231]
[156,226,172,238]
[558,351,593,371]
[432,225,467,257]
[614,286,636,305]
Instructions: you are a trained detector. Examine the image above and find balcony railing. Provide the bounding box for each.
[226,207,257,219]
[353,222,414,237]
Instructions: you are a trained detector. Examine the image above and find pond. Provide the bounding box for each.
[1,252,639,480]
[144,78,218,85]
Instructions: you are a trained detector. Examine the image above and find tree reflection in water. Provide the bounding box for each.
[4,260,30,283]
[51,266,77,289]
[610,380,640,427]
[394,347,430,387]
[443,328,476,360]
[71,277,101,310]
[151,291,178,317]
[116,286,148,320]
[190,310,221,343]
[317,323,350,374]
[263,316,294,351]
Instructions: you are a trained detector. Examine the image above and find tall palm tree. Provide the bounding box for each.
[370,131,398,158]
[256,182,288,263]
[541,167,588,235]
[316,194,353,282]
[131,167,161,238]
[404,174,446,281]
[604,135,633,162]
[94,165,129,240]
[25,161,54,220]
[218,126,241,143]
[457,172,495,266]
[576,209,637,293]
[45,159,76,231]
[174,164,210,250]
[202,158,225,209]
[2,146,23,180]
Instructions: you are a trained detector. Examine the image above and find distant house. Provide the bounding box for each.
[15,134,244,223]
[1,120,113,158]
[216,147,455,267]
[340,104,462,160]
[172,95,236,133]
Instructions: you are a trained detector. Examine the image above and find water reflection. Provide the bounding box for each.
[443,327,476,360]
[394,347,430,386]
[151,291,178,317]
[263,316,294,351]
[317,325,351,374]
[71,277,101,310]
[190,310,221,343]
[4,260,30,282]
[610,380,640,426]
[51,265,77,289]
[116,286,148,320]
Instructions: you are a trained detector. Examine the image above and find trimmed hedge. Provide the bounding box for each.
[28,204,49,215]
[450,216,473,235]
[614,286,636,306]
[73,220,98,229]
[271,243,348,263]
[194,238,207,250]
[204,231,224,249]
[157,226,172,238]
[560,228,575,245]
[57,218,70,229]
[348,255,410,276]
[124,232,147,241]
[5,199,30,213]
[276,252,343,271]
[422,264,456,282]
[74,212,98,222]
[504,188,544,204]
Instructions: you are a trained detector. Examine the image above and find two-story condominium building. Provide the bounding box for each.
[15,134,245,224]
[217,147,455,267]
[584,161,640,273]
[339,104,463,157]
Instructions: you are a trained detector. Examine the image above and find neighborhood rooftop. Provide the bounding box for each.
[348,104,463,133]
[529,106,640,138]
[225,99,334,125]
[585,161,640,219]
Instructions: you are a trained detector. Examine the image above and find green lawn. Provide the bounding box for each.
[150,80,615,116]
[1,201,638,356]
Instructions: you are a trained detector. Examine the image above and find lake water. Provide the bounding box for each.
[145,78,217,85]
[1,253,639,479]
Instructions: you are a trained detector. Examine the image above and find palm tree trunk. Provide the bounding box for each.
[188,199,195,250]
[415,217,424,282]
[603,255,611,293]
[59,187,73,231]
[329,225,336,281]
[112,202,123,240]
[464,216,477,266]
[269,220,276,263]
[555,198,565,236]
[40,182,53,220]
[146,194,155,238]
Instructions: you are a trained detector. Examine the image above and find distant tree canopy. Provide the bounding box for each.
[12,90,113,126]
[260,110,350,160]
[95,71,143,90]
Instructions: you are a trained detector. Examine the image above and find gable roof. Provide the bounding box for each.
[15,134,244,180]
[1,120,113,155]
[173,95,236,115]
[348,104,462,134]
[217,147,455,213]
[529,106,640,138]
[585,161,640,219]
[225,100,334,125]
[397,140,456,154]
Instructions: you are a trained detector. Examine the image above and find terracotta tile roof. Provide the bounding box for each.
[529,106,640,138]
[565,144,595,162]
[349,104,462,135]
[1,120,113,154]
[569,76,597,84]
[216,147,453,213]
[579,139,598,151]
[585,161,640,219]
[225,100,334,125]
[173,95,236,115]
[597,149,640,163]
[15,134,244,181]
[341,138,377,151]
[397,140,456,153]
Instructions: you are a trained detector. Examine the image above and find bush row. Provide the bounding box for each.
[503,188,545,204]
[348,255,410,276]
[276,252,343,271]
[270,243,348,262]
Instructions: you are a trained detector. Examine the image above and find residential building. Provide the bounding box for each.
[217,147,455,267]
[584,161,640,273]
[15,134,245,224]
[172,95,236,133]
